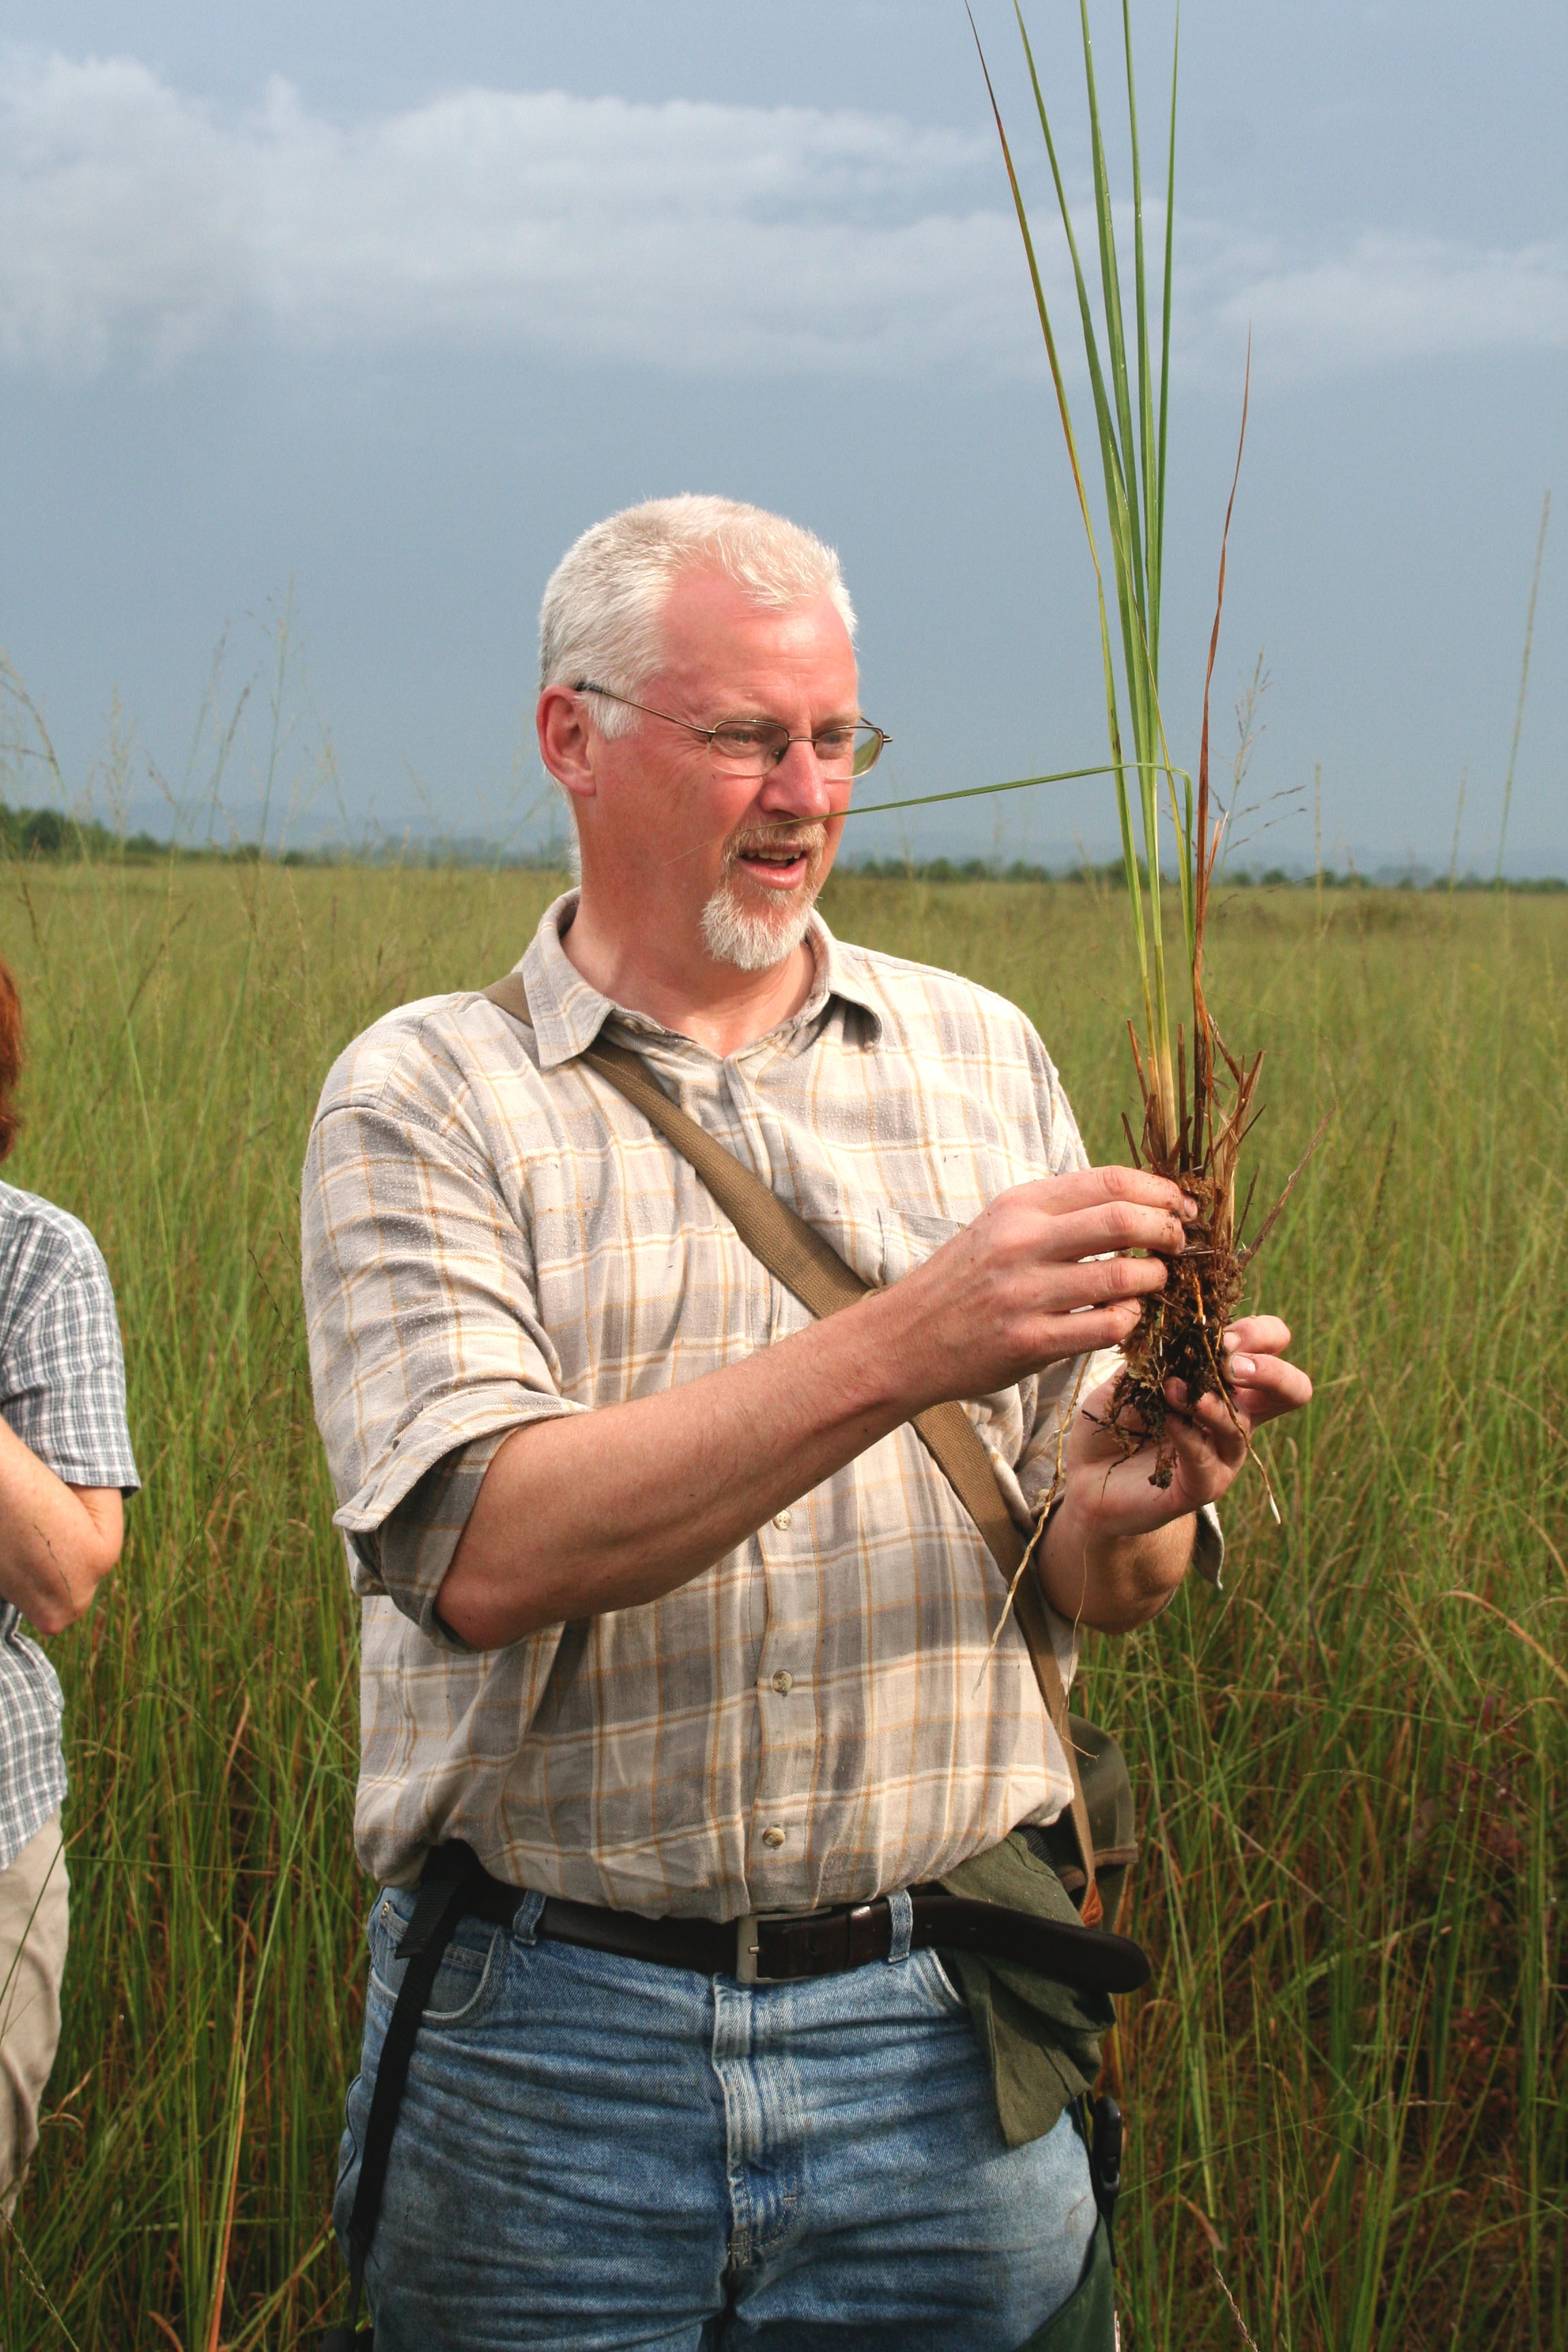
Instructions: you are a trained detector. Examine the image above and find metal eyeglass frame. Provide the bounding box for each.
[573,681,890,778]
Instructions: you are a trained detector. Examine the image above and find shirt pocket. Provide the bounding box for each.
[873,1205,967,1289]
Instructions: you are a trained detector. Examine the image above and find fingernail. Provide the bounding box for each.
[1221,1328,1239,1350]
[1231,1355,1256,1377]
[1181,1194,1198,1218]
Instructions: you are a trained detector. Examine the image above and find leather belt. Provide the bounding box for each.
[453,1862,1150,1997]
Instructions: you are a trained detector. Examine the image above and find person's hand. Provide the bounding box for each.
[1057,1313,1312,1538]
[880,1166,1196,1410]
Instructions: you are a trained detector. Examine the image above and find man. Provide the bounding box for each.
[304,495,1309,2349]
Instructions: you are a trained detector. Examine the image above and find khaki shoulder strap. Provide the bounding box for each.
[483,968,1099,1912]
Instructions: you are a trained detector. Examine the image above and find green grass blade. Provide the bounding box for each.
[1077,0,1148,636]
[845,758,1185,822]
[1013,9,1159,915]
[1012,7,1139,592]
[1033,8,1155,806]
[1122,0,1158,627]
[973,7,1154,1009]
[1152,5,1180,674]
[1017,11,1175,960]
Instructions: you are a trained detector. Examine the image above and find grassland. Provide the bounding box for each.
[0,856,1561,2349]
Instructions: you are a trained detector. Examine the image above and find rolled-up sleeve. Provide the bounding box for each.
[301,1067,581,1622]
[365,1428,512,1646]
[3,1241,140,1494]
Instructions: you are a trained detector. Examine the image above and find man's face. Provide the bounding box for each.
[574,565,859,975]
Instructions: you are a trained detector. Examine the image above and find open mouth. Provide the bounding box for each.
[731,832,823,889]
[739,846,809,881]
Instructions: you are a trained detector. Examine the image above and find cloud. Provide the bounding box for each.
[0,48,1562,385]
[0,51,1027,380]
[1207,231,1568,376]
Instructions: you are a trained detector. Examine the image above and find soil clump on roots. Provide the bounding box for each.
[1104,1034,1258,1489]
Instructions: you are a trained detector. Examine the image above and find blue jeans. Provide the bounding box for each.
[335,1882,1098,2351]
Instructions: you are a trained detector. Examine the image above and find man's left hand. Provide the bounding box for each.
[1038,1314,1311,1630]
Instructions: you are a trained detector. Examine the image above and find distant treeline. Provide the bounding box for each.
[0,806,563,872]
[1,806,1563,891]
[846,855,1568,893]
[0,807,297,865]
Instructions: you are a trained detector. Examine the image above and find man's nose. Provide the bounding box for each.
[757,737,840,819]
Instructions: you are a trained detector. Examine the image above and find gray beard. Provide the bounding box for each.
[698,872,821,973]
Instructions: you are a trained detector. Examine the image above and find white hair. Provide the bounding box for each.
[538,494,857,740]
[700,883,819,973]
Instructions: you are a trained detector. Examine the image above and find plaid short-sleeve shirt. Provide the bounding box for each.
[0,1182,140,1872]
[303,894,1132,1917]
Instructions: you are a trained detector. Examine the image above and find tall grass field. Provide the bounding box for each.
[0,855,1561,2348]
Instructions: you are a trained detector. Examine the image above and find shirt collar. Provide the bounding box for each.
[517,890,885,1072]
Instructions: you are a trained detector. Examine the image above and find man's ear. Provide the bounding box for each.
[537,687,598,805]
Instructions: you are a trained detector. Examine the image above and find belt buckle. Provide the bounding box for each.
[734,1908,803,1986]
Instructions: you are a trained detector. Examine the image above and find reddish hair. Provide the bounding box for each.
[0,961,23,1163]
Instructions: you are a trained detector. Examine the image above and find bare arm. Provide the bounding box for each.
[0,1416,123,1636]
[440,1164,1192,1648]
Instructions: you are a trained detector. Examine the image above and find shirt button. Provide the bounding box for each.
[771,1670,794,1696]
[762,1825,787,1850]
[772,1509,792,1531]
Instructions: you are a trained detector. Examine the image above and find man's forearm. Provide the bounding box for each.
[1036,1497,1196,1635]
[439,1287,915,1647]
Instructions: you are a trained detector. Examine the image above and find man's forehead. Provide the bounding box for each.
[657,566,858,693]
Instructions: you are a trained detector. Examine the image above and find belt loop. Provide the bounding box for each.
[885,1888,913,1965]
[511,1890,546,1945]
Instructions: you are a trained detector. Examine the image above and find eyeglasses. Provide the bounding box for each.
[574,681,889,779]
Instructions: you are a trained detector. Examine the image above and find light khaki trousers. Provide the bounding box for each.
[0,1814,68,2216]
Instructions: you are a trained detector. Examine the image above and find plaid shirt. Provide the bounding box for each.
[0,1182,140,1873]
[304,893,1148,1918]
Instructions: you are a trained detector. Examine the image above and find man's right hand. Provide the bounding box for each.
[873,1166,1196,1412]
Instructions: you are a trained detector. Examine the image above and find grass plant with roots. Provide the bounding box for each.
[973,1,1311,1487]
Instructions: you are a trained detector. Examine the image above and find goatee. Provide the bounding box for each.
[699,826,828,973]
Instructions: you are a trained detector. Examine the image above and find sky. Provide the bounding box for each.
[0,1,1563,875]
